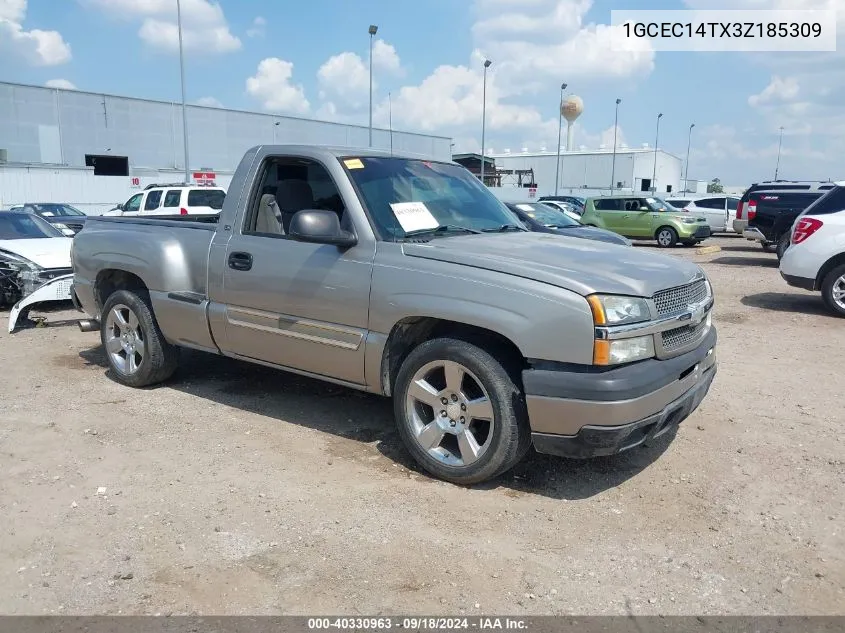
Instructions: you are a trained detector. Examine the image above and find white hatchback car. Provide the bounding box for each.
[779,183,845,317]
[105,185,226,217]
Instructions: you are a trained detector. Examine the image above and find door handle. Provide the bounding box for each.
[228,251,253,271]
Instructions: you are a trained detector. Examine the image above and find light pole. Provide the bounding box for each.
[480,59,492,185]
[554,82,567,195]
[684,123,695,192]
[774,126,784,180]
[176,0,190,183]
[610,98,621,192]
[652,112,663,193]
[368,24,378,147]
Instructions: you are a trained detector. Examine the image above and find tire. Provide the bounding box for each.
[821,264,845,318]
[776,233,790,261]
[655,226,678,248]
[762,242,778,253]
[100,289,179,388]
[393,337,531,485]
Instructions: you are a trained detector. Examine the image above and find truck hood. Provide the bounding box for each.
[0,238,73,269]
[402,232,704,297]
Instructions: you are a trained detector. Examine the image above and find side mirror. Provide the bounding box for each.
[288,209,357,247]
[115,203,124,211]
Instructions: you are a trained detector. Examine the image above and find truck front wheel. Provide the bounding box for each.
[393,338,530,485]
[100,289,179,387]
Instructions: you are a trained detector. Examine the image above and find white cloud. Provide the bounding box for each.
[319,0,653,150]
[45,78,77,90]
[246,16,265,38]
[0,0,71,66]
[372,39,402,74]
[0,0,26,22]
[195,96,222,107]
[748,75,800,107]
[246,58,310,115]
[317,52,369,102]
[87,0,240,54]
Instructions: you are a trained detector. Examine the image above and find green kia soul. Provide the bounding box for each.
[580,195,711,247]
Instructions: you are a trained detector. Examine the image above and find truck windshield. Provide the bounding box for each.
[342,157,523,240]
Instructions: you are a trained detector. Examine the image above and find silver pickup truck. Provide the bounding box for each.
[70,145,717,485]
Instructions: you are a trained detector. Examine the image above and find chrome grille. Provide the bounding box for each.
[653,279,708,316]
[661,318,709,352]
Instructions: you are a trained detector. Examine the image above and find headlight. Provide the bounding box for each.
[587,294,651,325]
[594,335,655,366]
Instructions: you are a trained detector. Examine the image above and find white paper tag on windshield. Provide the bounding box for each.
[516,204,534,211]
[41,211,55,216]
[390,202,438,232]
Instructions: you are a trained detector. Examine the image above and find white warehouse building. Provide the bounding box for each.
[487,147,684,198]
[0,81,452,214]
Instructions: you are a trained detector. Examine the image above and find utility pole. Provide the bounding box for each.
[610,98,621,192]
[176,0,190,183]
[554,83,567,195]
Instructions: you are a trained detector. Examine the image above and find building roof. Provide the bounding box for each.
[490,148,682,160]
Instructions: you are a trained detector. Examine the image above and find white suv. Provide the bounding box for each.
[105,184,226,217]
[779,183,845,317]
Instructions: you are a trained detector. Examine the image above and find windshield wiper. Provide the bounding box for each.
[482,224,527,233]
[402,224,482,239]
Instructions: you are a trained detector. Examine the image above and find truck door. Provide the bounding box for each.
[212,155,375,386]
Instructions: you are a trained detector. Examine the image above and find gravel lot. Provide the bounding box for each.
[0,235,842,616]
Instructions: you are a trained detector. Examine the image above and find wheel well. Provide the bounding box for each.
[95,269,148,310]
[380,317,526,397]
[816,253,845,290]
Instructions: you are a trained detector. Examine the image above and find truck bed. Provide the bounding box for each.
[87,214,220,229]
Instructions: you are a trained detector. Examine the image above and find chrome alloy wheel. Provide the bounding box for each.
[104,303,146,375]
[404,360,495,467]
[832,274,845,311]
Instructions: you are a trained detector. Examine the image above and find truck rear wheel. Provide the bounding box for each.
[776,233,790,260]
[393,338,530,485]
[100,289,179,387]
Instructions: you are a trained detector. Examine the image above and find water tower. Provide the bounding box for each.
[561,95,584,151]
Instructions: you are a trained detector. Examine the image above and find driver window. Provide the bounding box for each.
[125,194,143,212]
[244,157,347,238]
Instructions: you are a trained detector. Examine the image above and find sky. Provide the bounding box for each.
[1,0,843,186]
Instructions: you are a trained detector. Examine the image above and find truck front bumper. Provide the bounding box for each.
[523,328,717,459]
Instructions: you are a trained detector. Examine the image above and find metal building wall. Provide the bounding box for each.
[0,81,453,171]
[490,151,678,196]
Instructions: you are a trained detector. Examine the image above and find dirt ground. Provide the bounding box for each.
[0,235,842,616]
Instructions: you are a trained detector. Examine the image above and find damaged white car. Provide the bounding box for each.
[0,212,74,332]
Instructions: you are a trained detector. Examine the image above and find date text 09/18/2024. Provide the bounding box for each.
[307,618,528,630]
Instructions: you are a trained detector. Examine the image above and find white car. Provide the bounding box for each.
[779,183,845,317]
[105,184,226,217]
[539,200,583,223]
[0,212,74,332]
[666,195,741,233]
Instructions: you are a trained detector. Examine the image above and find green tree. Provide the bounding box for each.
[707,178,724,194]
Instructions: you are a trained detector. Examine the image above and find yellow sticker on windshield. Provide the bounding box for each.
[344,158,364,170]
